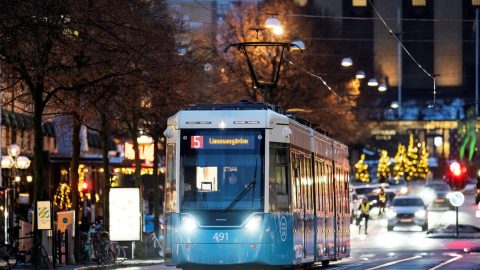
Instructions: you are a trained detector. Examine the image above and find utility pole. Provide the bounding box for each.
[476,8,479,115]
[397,6,403,119]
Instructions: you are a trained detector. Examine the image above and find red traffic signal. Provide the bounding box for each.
[446,161,467,190]
[449,161,461,176]
[81,182,88,193]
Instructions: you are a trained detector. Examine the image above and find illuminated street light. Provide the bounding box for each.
[368,78,379,87]
[341,57,353,67]
[434,136,443,147]
[290,40,305,51]
[356,70,366,79]
[378,83,387,92]
[264,16,283,36]
[390,101,399,109]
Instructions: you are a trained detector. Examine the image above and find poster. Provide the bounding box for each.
[37,201,51,230]
[57,211,75,233]
[109,188,140,241]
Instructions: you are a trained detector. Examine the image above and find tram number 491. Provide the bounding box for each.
[213,232,229,242]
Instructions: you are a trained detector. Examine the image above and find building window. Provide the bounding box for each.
[473,0,480,6]
[352,0,367,7]
[412,0,426,6]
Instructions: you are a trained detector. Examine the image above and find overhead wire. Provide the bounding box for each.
[367,0,437,106]
[283,57,342,101]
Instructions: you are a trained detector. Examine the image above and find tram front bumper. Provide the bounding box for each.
[175,243,274,266]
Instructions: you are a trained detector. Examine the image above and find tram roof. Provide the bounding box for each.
[185,100,283,112]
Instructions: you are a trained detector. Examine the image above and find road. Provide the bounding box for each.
[124,193,480,269]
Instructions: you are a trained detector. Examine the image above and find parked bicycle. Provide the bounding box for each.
[0,227,52,269]
[145,232,164,259]
[79,220,126,264]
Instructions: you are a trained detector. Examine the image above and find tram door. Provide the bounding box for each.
[301,156,314,258]
[291,152,305,260]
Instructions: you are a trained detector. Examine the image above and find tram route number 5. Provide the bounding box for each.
[213,232,229,242]
[191,136,204,149]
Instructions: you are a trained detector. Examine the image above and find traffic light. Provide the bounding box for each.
[446,161,467,190]
[81,182,89,194]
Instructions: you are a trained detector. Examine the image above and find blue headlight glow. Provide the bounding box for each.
[245,215,262,231]
[182,215,198,232]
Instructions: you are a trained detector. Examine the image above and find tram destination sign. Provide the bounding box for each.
[190,135,258,150]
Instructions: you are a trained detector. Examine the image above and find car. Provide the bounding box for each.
[384,178,408,195]
[421,181,454,210]
[386,195,428,231]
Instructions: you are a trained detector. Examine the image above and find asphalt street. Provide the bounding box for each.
[120,193,480,269]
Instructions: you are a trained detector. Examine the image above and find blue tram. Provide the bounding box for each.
[163,101,350,268]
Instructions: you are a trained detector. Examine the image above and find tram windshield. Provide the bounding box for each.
[180,129,264,211]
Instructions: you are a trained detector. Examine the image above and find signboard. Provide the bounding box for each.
[109,188,141,241]
[124,142,154,162]
[189,135,257,150]
[37,201,51,230]
[449,191,465,207]
[57,211,75,233]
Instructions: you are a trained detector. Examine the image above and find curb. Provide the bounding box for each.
[74,260,164,270]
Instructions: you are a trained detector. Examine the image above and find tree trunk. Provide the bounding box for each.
[32,88,44,270]
[152,135,160,235]
[100,110,110,230]
[70,114,82,262]
[132,115,141,188]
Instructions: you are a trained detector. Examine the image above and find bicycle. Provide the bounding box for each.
[145,232,164,259]
[105,242,126,263]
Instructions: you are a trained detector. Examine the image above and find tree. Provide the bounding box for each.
[393,143,407,180]
[377,150,391,183]
[417,141,430,180]
[405,134,419,180]
[205,0,370,143]
[355,154,369,182]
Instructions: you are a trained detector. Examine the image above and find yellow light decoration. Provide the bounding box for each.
[53,183,73,210]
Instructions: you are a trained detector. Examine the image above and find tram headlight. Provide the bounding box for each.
[182,215,198,232]
[245,215,262,231]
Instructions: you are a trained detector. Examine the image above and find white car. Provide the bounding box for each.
[387,195,428,231]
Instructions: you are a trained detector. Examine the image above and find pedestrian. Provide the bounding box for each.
[356,197,370,235]
[378,188,387,216]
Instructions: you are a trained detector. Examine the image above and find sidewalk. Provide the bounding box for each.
[11,259,165,270]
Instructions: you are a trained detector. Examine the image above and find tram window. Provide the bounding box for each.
[269,144,289,212]
[306,157,313,211]
[165,143,177,212]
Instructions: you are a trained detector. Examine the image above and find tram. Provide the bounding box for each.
[163,101,350,269]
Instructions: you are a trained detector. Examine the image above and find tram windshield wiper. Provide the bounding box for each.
[224,160,257,211]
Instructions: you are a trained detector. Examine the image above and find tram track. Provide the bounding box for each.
[311,251,467,270]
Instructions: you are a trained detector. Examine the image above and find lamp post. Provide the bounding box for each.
[1,144,31,243]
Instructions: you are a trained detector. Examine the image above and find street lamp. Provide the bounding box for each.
[1,144,31,244]
[378,83,388,92]
[356,70,366,79]
[264,16,283,35]
[368,78,379,87]
[341,57,353,67]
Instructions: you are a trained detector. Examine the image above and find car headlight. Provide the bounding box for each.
[400,187,408,194]
[386,210,397,219]
[182,215,198,232]
[446,192,453,199]
[415,210,426,218]
[420,188,436,205]
[245,215,262,231]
